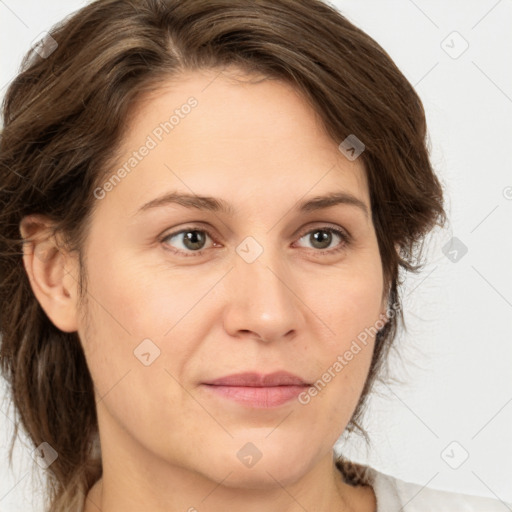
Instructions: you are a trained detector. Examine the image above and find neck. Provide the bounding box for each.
[84,452,375,512]
[84,410,375,512]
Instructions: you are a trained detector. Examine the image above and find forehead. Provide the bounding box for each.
[94,68,370,219]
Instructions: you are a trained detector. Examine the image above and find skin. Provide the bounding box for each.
[20,67,388,512]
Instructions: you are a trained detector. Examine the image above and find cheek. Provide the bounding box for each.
[77,245,222,407]
[310,258,384,348]
[299,338,375,448]
[83,244,213,340]
[77,267,197,454]
[299,257,383,415]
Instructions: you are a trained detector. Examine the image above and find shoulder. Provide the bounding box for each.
[365,465,511,512]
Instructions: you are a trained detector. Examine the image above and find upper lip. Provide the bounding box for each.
[203,371,310,387]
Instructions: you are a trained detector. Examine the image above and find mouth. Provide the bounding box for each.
[201,371,311,408]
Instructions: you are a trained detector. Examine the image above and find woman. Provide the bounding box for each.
[0,0,508,511]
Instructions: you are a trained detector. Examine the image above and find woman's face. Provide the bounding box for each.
[74,68,388,488]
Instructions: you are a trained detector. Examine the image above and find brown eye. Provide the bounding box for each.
[296,226,350,254]
[309,229,334,249]
[162,228,214,256]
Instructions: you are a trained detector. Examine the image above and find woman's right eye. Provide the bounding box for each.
[161,227,216,257]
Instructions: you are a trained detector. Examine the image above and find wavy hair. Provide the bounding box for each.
[0,0,446,510]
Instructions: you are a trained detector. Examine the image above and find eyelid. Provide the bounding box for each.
[160,222,352,257]
[295,222,351,241]
[293,223,351,255]
[159,224,218,257]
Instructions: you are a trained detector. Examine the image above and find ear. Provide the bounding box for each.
[19,214,80,333]
[378,292,389,327]
[378,242,400,322]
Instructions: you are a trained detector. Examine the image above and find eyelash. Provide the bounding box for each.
[160,224,351,258]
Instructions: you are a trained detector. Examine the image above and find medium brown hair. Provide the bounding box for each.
[0,0,446,510]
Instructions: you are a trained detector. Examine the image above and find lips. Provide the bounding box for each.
[203,371,310,387]
[201,371,311,408]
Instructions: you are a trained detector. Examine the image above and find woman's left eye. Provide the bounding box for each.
[161,226,350,257]
[295,226,350,254]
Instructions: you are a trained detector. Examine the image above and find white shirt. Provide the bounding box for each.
[366,466,512,511]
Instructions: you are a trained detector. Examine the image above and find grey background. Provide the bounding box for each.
[1,0,511,510]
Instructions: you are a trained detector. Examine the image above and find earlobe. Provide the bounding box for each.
[20,215,79,333]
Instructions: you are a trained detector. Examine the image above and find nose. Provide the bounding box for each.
[222,242,304,343]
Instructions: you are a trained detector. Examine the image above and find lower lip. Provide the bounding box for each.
[201,384,308,408]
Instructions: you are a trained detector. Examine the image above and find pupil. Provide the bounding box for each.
[184,230,205,250]
[312,230,331,249]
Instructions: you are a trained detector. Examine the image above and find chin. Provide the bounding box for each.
[219,464,309,490]
[199,440,318,490]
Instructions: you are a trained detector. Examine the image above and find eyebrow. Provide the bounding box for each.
[135,191,369,219]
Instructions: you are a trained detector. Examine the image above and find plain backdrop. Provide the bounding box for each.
[1,1,511,510]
